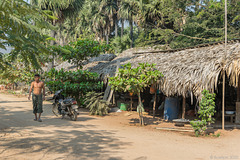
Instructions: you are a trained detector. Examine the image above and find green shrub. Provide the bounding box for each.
[191,90,216,137]
[198,90,216,124]
[45,68,103,105]
[212,132,221,138]
[190,120,207,137]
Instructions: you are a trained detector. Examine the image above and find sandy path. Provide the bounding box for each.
[0,93,240,160]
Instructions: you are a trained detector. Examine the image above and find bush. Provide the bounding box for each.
[190,120,207,137]
[45,68,103,105]
[190,90,216,137]
[84,92,110,116]
[198,90,216,124]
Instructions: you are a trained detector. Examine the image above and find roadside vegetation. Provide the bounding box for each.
[0,0,239,132]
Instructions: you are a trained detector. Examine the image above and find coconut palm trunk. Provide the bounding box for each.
[121,19,124,38]
[49,20,56,70]
[130,18,133,48]
[115,17,118,38]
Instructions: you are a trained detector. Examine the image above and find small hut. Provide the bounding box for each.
[83,39,240,124]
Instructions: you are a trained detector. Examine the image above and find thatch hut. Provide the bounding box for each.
[83,39,240,123]
[84,39,240,98]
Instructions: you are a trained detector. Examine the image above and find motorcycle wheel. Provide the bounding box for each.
[70,109,78,121]
[52,104,61,117]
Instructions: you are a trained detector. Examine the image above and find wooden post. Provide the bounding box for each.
[103,85,111,100]
[237,75,240,102]
[222,0,227,130]
[182,97,186,119]
[107,60,120,102]
[153,92,157,118]
[222,72,225,130]
[113,93,116,105]
[130,96,133,111]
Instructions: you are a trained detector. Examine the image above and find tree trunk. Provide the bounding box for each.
[106,34,109,44]
[59,29,64,46]
[130,18,133,48]
[115,16,118,38]
[153,92,157,118]
[49,20,56,71]
[138,92,141,104]
[138,92,144,126]
[130,96,133,111]
[182,97,186,119]
[106,29,109,44]
[121,19,124,38]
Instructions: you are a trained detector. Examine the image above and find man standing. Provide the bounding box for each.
[28,74,45,122]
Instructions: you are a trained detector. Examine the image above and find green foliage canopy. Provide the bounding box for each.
[45,68,103,104]
[109,62,163,100]
[0,0,52,70]
[58,39,112,69]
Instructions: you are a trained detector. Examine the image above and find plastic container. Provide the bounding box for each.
[164,97,179,120]
[120,103,128,111]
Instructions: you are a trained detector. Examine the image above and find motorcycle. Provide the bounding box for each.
[52,89,78,121]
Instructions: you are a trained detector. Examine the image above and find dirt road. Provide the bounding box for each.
[0,93,240,160]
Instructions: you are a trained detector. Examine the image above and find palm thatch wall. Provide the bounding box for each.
[83,39,240,99]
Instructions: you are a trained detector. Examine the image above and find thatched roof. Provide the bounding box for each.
[83,39,240,98]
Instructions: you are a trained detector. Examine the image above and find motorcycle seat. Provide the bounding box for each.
[63,99,73,104]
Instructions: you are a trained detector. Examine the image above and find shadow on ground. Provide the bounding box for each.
[0,102,131,160]
[1,128,129,160]
[0,100,30,103]
[129,116,161,126]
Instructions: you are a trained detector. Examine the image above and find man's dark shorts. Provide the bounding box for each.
[32,94,43,113]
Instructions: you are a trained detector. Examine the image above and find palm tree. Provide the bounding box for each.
[31,0,83,69]
[119,0,138,48]
[101,0,118,44]
[91,0,118,44]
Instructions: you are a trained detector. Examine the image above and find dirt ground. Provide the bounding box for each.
[0,93,240,160]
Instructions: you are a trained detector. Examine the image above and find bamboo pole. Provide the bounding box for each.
[182,97,186,119]
[222,72,225,130]
[222,0,227,130]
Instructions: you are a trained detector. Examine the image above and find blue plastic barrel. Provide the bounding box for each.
[164,97,179,120]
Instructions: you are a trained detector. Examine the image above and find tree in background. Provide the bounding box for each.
[57,39,111,69]
[31,0,84,68]
[119,0,139,48]
[2,0,239,72]
[0,0,52,70]
[0,60,36,89]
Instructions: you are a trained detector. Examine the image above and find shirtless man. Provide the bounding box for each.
[28,74,45,122]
